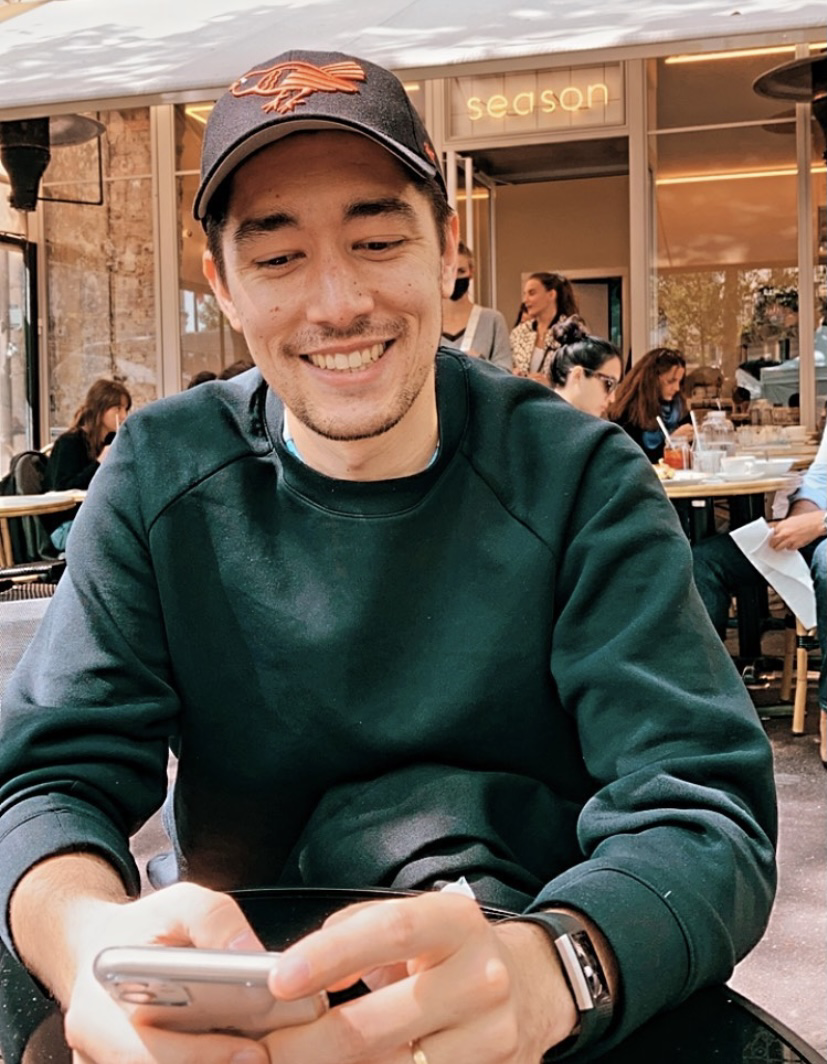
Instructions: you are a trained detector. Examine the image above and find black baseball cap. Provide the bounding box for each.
[194,49,446,221]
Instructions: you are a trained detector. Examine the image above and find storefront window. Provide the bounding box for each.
[0,240,28,469]
[649,51,825,411]
[42,108,156,430]
[176,105,252,386]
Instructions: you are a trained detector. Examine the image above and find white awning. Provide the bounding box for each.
[0,0,824,118]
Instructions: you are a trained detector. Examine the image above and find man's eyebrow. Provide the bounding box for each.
[232,211,298,247]
[344,197,419,225]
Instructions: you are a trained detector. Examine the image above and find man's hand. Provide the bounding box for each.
[11,856,270,1064]
[769,510,826,552]
[259,892,580,1064]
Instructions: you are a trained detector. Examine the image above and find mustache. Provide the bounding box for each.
[283,317,406,355]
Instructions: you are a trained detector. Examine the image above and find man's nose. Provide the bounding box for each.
[305,256,375,327]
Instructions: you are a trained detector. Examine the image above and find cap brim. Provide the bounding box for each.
[194,116,443,221]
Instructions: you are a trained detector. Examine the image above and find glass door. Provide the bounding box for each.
[0,236,38,475]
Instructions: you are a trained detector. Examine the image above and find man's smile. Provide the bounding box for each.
[303,341,389,372]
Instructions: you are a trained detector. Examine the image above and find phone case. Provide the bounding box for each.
[93,945,328,1036]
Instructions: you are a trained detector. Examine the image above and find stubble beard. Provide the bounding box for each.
[282,316,436,443]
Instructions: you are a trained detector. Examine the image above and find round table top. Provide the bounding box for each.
[0,490,85,517]
[662,474,796,500]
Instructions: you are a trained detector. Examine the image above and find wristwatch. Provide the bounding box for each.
[510,911,614,1057]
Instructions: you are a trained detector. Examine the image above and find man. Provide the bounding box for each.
[0,49,776,1064]
[440,241,512,370]
[693,433,826,760]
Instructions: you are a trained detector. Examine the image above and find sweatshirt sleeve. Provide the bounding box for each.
[0,423,177,959]
[529,426,777,1053]
[489,311,514,372]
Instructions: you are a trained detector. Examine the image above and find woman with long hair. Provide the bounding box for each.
[45,378,132,550]
[548,317,622,419]
[608,347,692,463]
[510,272,579,381]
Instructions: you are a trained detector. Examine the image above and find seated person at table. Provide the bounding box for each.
[548,317,622,419]
[693,435,827,763]
[43,378,132,551]
[440,241,512,371]
[609,347,693,463]
[0,48,776,1064]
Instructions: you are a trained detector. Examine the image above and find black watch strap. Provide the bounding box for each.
[510,911,614,1057]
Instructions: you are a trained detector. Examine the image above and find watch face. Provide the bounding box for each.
[569,930,612,1008]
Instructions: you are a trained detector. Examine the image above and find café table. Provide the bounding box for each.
[0,491,85,567]
[663,474,798,660]
[0,886,824,1064]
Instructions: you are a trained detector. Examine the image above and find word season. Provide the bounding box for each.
[466,84,610,120]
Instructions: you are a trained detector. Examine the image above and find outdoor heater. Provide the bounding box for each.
[0,113,104,211]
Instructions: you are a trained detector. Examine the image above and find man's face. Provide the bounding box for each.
[204,131,457,450]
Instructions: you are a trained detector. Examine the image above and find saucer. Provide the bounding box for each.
[720,471,764,482]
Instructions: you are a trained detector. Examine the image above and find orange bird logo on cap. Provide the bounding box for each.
[230,59,367,114]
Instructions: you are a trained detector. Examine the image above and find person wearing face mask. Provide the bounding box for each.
[440,241,512,370]
[609,347,693,463]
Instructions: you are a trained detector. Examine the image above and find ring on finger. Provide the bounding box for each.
[410,1038,430,1064]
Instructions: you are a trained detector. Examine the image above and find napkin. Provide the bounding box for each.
[730,518,817,629]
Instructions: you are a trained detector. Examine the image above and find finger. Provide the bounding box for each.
[264,954,509,1064]
[138,883,265,952]
[321,900,412,991]
[69,994,269,1064]
[270,894,484,999]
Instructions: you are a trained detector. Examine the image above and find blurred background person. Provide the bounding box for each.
[45,378,132,550]
[510,271,579,382]
[440,241,512,370]
[549,317,622,419]
[609,347,692,463]
[187,370,218,388]
[219,359,254,380]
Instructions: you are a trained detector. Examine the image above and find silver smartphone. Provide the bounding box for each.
[93,945,329,1037]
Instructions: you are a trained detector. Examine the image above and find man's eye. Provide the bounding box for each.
[357,239,405,252]
[256,252,299,268]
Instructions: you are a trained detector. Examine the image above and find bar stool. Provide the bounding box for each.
[781,615,824,761]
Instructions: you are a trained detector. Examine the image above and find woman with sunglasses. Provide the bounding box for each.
[609,347,693,462]
[548,317,622,418]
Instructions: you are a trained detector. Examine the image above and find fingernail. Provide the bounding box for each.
[227,929,264,951]
[231,1051,266,1064]
[273,954,311,993]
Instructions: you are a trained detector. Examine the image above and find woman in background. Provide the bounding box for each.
[510,272,579,382]
[549,317,622,419]
[609,347,692,462]
[46,378,132,549]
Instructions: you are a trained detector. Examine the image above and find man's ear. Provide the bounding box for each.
[203,250,243,332]
[440,214,460,299]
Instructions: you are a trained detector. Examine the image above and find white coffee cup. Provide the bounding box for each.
[721,454,757,477]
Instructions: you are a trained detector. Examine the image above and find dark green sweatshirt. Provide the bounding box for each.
[0,351,776,1051]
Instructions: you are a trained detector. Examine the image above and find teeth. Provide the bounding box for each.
[307,342,385,372]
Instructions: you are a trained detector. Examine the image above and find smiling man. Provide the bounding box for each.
[0,50,777,1064]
